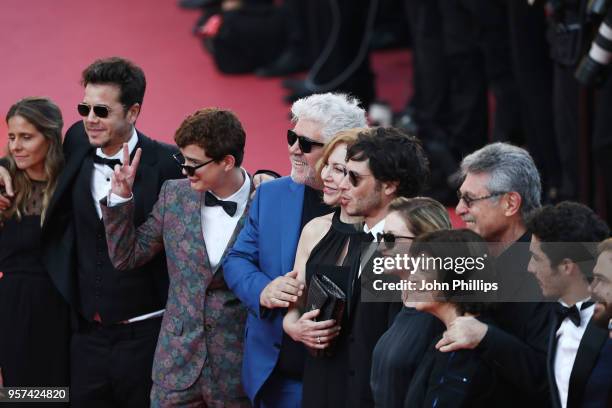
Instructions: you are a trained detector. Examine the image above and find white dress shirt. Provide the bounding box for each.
[359,219,385,278]
[554,298,595,408]
[201,169,250,270]
[91,127,138,218]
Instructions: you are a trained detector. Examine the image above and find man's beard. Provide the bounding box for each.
[592,301,612,330]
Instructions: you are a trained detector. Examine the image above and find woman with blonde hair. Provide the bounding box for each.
[0,97,69,388]
[370,196,451,408]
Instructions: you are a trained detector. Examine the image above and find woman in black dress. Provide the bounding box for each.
[0,97,69,388]
[283,129,364,407]
[370,197,451,408]
[403,229,504,408]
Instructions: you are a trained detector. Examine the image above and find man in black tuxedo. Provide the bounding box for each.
[0,57,182,407]
[337,127,429,407]
[441,142,552,406]
[584,238,612,407]
[527,202,610,408]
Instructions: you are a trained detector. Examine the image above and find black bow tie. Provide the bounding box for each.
[93,155,122,169]
[557,302,593,327]
[362,231,375,242]
[205,191,238,216]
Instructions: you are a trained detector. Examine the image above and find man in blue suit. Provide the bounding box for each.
[224,93,367,407]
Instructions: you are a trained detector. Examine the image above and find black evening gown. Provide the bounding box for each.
[302,209,362,408]
[0,185,70,388]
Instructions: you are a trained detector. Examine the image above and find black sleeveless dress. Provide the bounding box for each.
[0,181,70,388]
[302,209,362,408]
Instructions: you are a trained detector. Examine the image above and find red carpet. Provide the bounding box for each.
[0,0,412,176]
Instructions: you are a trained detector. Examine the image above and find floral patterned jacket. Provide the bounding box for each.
[101,178,250,395]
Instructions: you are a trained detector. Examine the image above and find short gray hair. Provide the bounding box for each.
[291,93,367,142]
[460,142,542,219]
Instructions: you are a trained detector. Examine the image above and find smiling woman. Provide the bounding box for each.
[0,97,70,390]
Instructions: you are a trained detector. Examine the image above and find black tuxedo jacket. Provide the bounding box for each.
[547,313,609,408]
[40,121,183,317]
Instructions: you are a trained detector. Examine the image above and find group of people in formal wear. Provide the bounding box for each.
[0,55,611,408]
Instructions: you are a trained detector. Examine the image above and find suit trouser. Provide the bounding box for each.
[438,0,523,156]
[70,317,161,408]
[403,0,449,126]
[150,363,250,408]
[255,370,302,408]
[304,0,376,107]
[506,0,562,194]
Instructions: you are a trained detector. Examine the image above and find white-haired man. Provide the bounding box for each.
[224,93,367,407]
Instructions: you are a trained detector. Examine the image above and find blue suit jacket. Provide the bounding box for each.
[223,177,305,402]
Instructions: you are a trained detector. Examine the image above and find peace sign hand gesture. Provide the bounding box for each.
[110,143,142,199]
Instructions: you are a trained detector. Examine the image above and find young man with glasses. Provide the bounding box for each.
[224,93,367,407]
[436,142,552,407]
[101,108,251,407]
[337,126,430,408]
[0,57,183,407]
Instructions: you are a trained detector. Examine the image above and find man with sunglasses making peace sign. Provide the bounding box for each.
[0,57,183,407]
[224,93,367,407]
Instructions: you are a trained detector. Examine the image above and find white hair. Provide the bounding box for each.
[291,93,367,141]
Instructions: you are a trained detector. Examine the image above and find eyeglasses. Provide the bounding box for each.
[456,191,506,208]
[346,170,373,187]
[77,103,112,118]
[287,129,324,153]
[173,153,215,176]
[377,232,415,249]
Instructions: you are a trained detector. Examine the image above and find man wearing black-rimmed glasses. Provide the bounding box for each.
[0,57,182,407]
[437,142,552,407]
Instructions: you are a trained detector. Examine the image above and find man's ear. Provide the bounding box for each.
[558,258,582,278]
[221,155,236,171]
[503,191,522,217]
[382,181,399,197]
[126,103,141,125]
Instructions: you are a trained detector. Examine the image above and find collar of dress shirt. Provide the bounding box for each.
[95,127,138,160]
[559,297,593,310]
[206,168,251,215]
[364,218,385,241]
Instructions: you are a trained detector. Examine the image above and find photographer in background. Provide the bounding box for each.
[548,0,612,224]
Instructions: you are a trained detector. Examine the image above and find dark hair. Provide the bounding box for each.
[4,97,64,225]
[174,108,245,166]
[346,127,429,198]
[409,229,494,315]
[81,57,146,109]
[526,201,610,278]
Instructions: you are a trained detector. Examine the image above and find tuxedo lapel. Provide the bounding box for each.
[44,144,91,229]
[548,313,562,408]
[566,317,608,408]
[180,186,212,275]
[280,180,304,274]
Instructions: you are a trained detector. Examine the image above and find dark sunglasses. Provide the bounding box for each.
[347,169,373,187]
[77,103,112,118]
[287,129,324,153]
[173,153,215,176]
[456,190,506,208]
[377,232,415,250]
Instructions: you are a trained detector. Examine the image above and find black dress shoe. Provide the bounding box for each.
[255,49,308,78]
